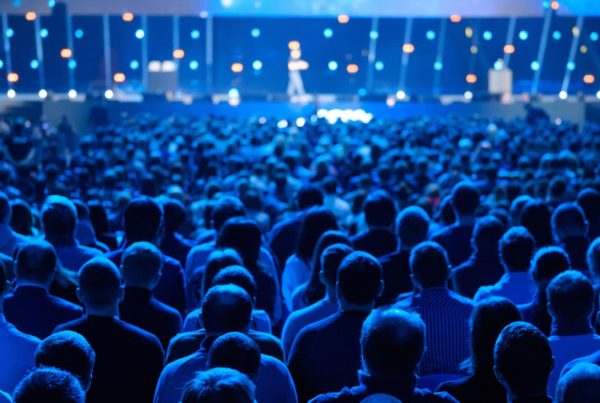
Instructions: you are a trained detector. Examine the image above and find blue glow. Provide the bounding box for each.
[323,28,333,38]
[567,61,576,71]
[74,29,84,39]
[328,61,338,71]
[40,28,48,38]
[68,60,77,69]
[591,32,599,41]
[30,60,39,70]
[252,60,263,70]
[130,60,140,70]
[135,29,145,39]
[493,60,503,70]
[426,30,436,40]
[358,88,367,96]
[228,88,240,98]
[518,30,529,40]
[6,28,14,38]
[48,0,55,7]
[191,30,200,39]
[553,30,562,40]
[251,28,261,38]
[374,61,384,71]
[369,30,379,40]
[542,1,550,9]
[0,60,3,69]
[434,61,443,71]
[530,61,540,71]
[483,31,493,41]
[189,60,199,70]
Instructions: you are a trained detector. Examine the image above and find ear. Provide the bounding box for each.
[117,284,125,303]
[493,365,504,385]
[76,287,84,305]
[376,279,384,298]
[319,271,326,286]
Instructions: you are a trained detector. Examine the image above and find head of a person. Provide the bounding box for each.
[120,241,163,290]
[35,331,95,391]
[499,227,536,273]
[201,284,253,336]
[409,241,450,289]
[520,200,554,247]
[471,216,505,254]
[295,185,324,211]
[469,297,522,375]
[395,206,430,249]
[363,190,397,229]
[360,308,426,379]
[211,266,257,303]
[9,199,34,236]
[15,240,57,287]
[295,206,339,261]
[450,182,480,218]
[200,248,244,299]
[547,270,595,323]
[552,202,589,242]
[216,217,263,270]
[207,332,261,380]
[211,196,247,233]
[162,198,187,233]
[42,195,78,245]
[77,257,123,313]
[530,246,571,289]
[577,188,600,236]
[556,362,600,403]
[336,251,383,311]
[587,238,600,283]
[509,195,534,227]
[123,197,163,243]
[494,322,554,399]
[181,367,255,403]
[13,367,85,403]
[0,259,8,297]
[320,243,354,292]
[310,230,352,278]
[0,191,11,224]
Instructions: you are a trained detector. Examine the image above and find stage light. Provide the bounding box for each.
[30,60,39,70]
[584,74,595,84]
[450,14,462,23]
[402,43,415,54]
[426,30,436,40]
[251,28,260,38]
[559,90,568,100]
[7,72,19,83]
[7,89,16,99]
[323,28,333,38]
[0,60,3,69]
[60,48,72,59]
[135,29,145,39]
[222,0,233,7]
[369,31,379,40]
[530,61,540,71]
[38,89,47,99]
[252,60,263,71]
[503,44,515,54]
[483,31,492,41]
[48,0,55,7]
[567,61,576,71]
[552,31,562,40]
[551,1,559,11]
[519,30,529,40]
[40,28,48,38]
[328,61,338,71]
[104,89,114,99]
[494,60,504,70]
[68,89,77,99]
[590,32,599,41]
[189,60,199,70]
[122,12,134,22]
[396,90,406,100]
[173,49,185,59]
[188,30,200,40]
[68,60,77,69]
[597,90,600,100]
[25,11,36,21]
[113,72,126,83]
[464,91,473,100]
[374,61,384,71]
[277,120,288,129]
[580,45,588,54]
[74,29,84,39]
[470,45,478,54]
[465,27,473,38]
[466,74,477,84]
[346,64,359,74]
[228,88,240,98]
[337,15,350,24]
[296,117,306,127]
[6,28,14,38]
[228,97,240,106]
[231,63,244,73]
[386,97,396,107]
[288,41,300,50]
[434,61,443,71]
[571,26,580,38]
[130,60,139,70]
[358,88,367,97]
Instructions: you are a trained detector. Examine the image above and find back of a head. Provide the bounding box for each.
[73,200,89,221]
[472,216,505,252]
[531,246,571,285]
[296,185,324,210]
[509,195,533,226]
[35,331,95,391]
[587,238,600,281]
[361,308,425,378]
[337,251,382,306]
[163,198,187,233]
[520,200,553,247]
[211,266,257,301]
[409,241,449,289]
[120,241,163,288]
[124,197,163,242]
[556,363,600,403]
[13,367,85,403]
[0,191,10,223]
[295,206,339,261]
[547,270,594,322]
[10,199,33,235]
[78,257,122,310]
[15,240,57,284]
[216,217,262,267]
[363,190,397,228]
[396,206,430,248]
[577,189,600,234]
[211,196,247,232]
[207,332,261,377]
[321,244,354,288]
[182,367,255,403]
[500,227,536,272]
[202,284,253,334]
[494,321,553,397]
[42,195,77,240]
[201,249,244,297]
[311,230,352,270]
[450,182,480,217]
[552,202,588,240]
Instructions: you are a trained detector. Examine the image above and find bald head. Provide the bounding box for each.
[77,257,123,311]
[201,284,252,335]
[16,240,57,286]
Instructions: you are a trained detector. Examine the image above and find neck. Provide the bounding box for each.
[46,234,76,247]
[551,317,593,336]
[507,390,548,403]
[325,287,337,304]
[455,215,476,226]
[17,280,50,290]
[339,300,373,313]
[86,304,119,318]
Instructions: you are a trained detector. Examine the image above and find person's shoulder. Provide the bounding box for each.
[53,316,86,333]
[473,284,494,302]
[297,312,339,337]
[4,322,42,346]
[78,244,102,256]
[48,294,84,312]
[162,255,182,269]
[430,226,452,241]
[308,387,357,403]
[170,329,204,344]
[151,297,183,320]
[413,388,460,402]
[117,319,163,349]
[447,290,474,307]
[562,350,600,377]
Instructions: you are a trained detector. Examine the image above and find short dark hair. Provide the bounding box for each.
[321,244,354,287]
[337,251,382,305]
[212,266,257,301]
[500,227,536,272]
[395,206,430,247]
[123,197,163,242]
[295,207,339,261]
[547,270,595,321]
[295,185,324,210]
[509,195,533,226]
[202,284,253,334]
[361,309,425,377]
[0,191,11,223]
[162,198,188,232]
[552,202,588,239]
[531,246,570,284]
[472,216,504,252]
[587,238,600,281]
[409,241,449,288]
[200,249,244,299]
[207,332,261,377]
[520,200,553,247]
[42,195,77,240]
[78,257,122,309]
[15,240,57,284]
[182,368,255,403]
[35,331,96,391]
[13,367,85,403]
[556,362,600,403]
[494,322,553,396]
[211,196,246,232]
[450,182,480,216]
[120,242,163,287]
[363,190,396,228]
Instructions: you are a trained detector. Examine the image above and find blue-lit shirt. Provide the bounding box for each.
[0,314,41,394]
[474,272,536,306]
[395,288,473,375]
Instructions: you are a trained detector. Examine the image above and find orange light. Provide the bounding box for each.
[450,14,462,23]
[113,72,126,83]
[7,72,19,83]
[231,63,244,73]
[402,43,415,54]
[25,11,37,21]
[60,48,73,59]
[551,1,559,11]
[337,14,350,24]
[288,41,300,50]
[503,44,515,54]
[466,74,478,84]
[583,74,595,84]
[122,12,134,22]
[346,64,359,74]
[173,49,185,59]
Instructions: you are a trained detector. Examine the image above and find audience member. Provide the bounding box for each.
[555,362,600,403]
[520,200,554,248]
[351,190,398,258]
[180,367,255,403]
[0,191,28,256]
[13,367,85,403]
[552,203,590,272]
[160,198,193,268]
[576,188,600,239]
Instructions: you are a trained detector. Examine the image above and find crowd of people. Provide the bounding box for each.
[1,110,600,402]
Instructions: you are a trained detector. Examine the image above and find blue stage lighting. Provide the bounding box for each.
[0,60,3,69]
[74,29,84,39]
[426,30,436,40]
[48,0,55,7]
[552,31,562,40]
[68,60,77,69]
[130,60,140,70]
[328,61,338,71]
[323,28,333,38]
[369,31,379,40]
[566,61,576,71]
[483,31,492,41]
[251,28,261,38]
[252,60,263,71]
[591,32,599,42]
[30,60,39,69]
[40,28,48,38]
[6,28,14,38]
[189,60,199,70]
[530,61,540,71]
[228,88,240,98]
[434,61,443,71]
[135,29,145,39]
[358,88,367,96]
[191,30,200,39]
[518,30,529,40]
[374,61,384,71]
[493,60,503,70]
